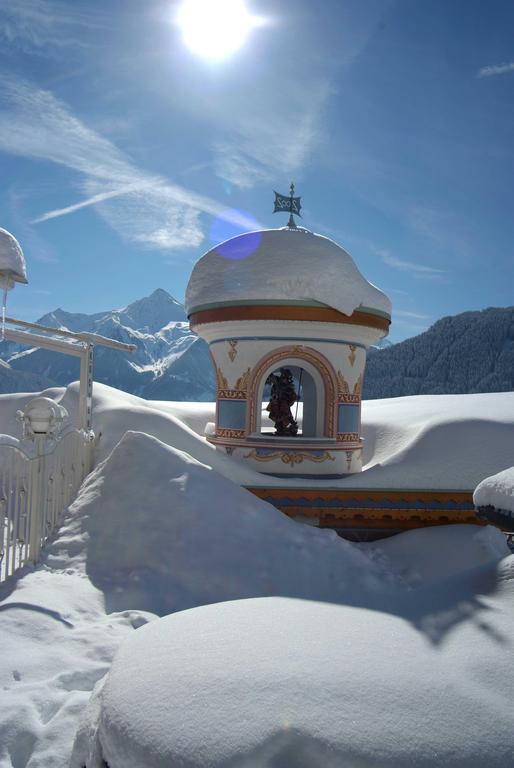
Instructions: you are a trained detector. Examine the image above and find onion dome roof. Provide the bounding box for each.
[186,228,391,321]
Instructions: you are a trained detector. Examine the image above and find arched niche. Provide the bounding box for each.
[247,346,338,438]
[259,362,321,438]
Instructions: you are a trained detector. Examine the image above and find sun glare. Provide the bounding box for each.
[176,0,258,60]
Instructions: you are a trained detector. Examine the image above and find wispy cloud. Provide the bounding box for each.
[478,61,514,78]
[382,254,444,275]
[394,309,430,320]
[378,249,445,278]
[213,79,333,188]
[0,75,261,253]
[0,0,109,54]
[31,183,157,224]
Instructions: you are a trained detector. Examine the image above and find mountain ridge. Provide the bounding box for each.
[1,293,513,402]
[363,306,514,398]
[1,289,214,401]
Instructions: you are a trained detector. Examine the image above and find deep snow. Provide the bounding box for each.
[1,384,514,767]
[74,585,514,768]
[3,384,514,491]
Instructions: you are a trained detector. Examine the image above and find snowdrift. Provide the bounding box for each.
[1,383,514,767]
[74,585,514,768]
[61,429,388,616]
[3,384,514,491]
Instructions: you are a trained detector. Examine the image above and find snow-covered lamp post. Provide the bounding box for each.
[18,397,69,439]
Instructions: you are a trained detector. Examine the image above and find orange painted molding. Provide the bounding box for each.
[190,305,390,332]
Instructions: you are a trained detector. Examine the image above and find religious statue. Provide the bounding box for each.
[265,368,299,436]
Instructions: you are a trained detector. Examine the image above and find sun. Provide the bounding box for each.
[176,0,258,60]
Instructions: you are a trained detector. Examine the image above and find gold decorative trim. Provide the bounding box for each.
[339,394,360,405]
[210,351,228,391]
[243,449,335,465]
[217,389,246,400]
[337,371,362,402]
[228,339,238,362]
[336,432,360,442]
[235,366,251,392]
[337,370,350,394]
[216,428,245,439]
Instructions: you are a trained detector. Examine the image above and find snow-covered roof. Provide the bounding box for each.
[0,228,27,284]
[186,228,391,319]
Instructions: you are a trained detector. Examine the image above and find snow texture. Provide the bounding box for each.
[2,385,514,492]
[185,228,392,317]
[75,574,514,768]
[0,227,28,284]
[1,384,514,767]
[474,466,514,515]
[52,429,391,617]
[59,386,514,490]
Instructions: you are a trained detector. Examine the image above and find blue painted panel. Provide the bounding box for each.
[218,400,247,429]
[258,495,475,511]
[338,404,360,434]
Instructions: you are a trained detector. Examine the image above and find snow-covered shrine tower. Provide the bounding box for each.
[186,208,391,477]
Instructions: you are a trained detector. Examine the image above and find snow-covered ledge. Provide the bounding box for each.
[474,467,514,532]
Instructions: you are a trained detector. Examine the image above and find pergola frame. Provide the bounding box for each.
[2,316,136,431]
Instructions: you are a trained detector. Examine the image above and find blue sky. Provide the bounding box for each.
[1,0,514,342]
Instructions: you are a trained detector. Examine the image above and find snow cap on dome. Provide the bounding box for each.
[0,228,28,285]
[186,228,391,318]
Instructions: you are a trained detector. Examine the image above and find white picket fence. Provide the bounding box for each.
[0,399,93,582]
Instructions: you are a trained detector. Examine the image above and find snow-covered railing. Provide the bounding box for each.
[3,315,136,432]
[0,397,93,582]
[0,316,135,581]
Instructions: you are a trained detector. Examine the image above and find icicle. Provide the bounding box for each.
[1,284,6,341]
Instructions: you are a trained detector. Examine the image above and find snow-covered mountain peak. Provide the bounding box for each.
[0,289,213,401]
[114,289,186,333]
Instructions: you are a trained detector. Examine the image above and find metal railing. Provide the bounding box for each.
[0,316,135,581]
[0,398,93,582]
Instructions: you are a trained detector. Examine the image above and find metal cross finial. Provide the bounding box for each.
[273,183,302,228]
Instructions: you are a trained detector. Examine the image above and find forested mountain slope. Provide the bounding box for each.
[364,307,514,399]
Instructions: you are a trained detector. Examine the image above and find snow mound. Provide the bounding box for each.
[63,429,389,616]
[186,228,391,318]
[4,385,514,493]
[0,227,28,283]
[474,466,514,517]
[0,520,153,768]
[358,392,514,490]
[1,381,513,766]
[73,591,514,768]
[361,523,509,587]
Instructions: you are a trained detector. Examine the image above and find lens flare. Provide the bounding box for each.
[209,208,261,260]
